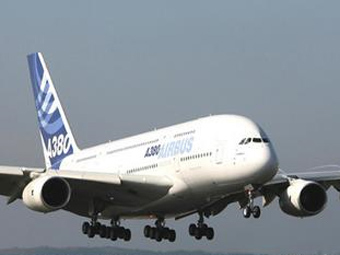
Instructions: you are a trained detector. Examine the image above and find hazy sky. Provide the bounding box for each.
[0,1,340,254]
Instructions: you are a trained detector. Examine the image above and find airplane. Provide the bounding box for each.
[0,52,339,243]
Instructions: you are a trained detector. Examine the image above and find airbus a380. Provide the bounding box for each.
[0,52,339,243]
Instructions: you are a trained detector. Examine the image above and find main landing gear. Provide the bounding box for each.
[144,218,176,242]
[82,216,131,242]
[243,189,261,219]
[188,213,214,240]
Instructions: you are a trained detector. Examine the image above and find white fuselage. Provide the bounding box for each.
[60,115,279,219]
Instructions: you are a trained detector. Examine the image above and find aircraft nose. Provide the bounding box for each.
[262,145,279,180]
[250,144,279,182]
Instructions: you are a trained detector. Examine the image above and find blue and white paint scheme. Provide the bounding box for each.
[0,52,338,243]
[27,53,79,169]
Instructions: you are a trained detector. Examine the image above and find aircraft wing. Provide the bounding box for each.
[0,166,44,203]
[257,165,340,205]
[48,170,174,203]
[190,165,340,219]
[262,165,340,190]
[282,166,340,184]
[0,166,173,217]
[50,170,174,217]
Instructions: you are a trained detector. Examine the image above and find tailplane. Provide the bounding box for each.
[27,52,79,169]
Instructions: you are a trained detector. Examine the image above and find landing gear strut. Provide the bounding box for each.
[243,189,261,219]
[144,218,176,242]
[188,212,214,240]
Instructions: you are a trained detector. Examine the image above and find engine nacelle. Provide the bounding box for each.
[22,176,71,213]
[279,179,327,217]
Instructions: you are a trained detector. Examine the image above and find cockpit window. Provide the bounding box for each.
[239,138,246,145]
[262,138,270,143]
[239,137,270,145]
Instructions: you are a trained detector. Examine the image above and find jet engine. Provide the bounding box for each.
[279,179,327,217]
[22,176,71,213]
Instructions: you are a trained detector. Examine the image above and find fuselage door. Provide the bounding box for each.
[174,156,181,173]
[215,143,225,165]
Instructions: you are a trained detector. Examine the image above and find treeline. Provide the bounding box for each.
[0,247,260,255]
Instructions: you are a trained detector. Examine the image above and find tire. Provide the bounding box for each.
[243,207,251,218]
[124,229,131,241]
[82,222,90,235]
[194,228,202,240]
[155,230,162,242]
[252,206,261,218]
[99,225,107,238]
[105,227,111,239]
[169,230,176,242]
[87,226,95,238]
[117,227,125,239]
[206,227,214,240]
[144,225,151,238]
[189,224,196,236]
[110,228,117,241]
[150,228,156,239]
[163,228,170,240]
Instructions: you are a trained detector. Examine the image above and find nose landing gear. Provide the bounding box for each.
[243,189,261,219]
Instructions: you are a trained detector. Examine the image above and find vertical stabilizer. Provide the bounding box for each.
[27,52,79,169]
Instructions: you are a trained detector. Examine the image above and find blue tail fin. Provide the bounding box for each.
[27,52,79,169]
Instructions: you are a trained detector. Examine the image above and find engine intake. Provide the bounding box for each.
[22,176,71,213]
[279,179,327,217]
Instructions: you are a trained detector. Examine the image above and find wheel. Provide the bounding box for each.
[93,222,101,234]
[99,225,107,238]
[168,229,176,242]
[163,227,171,240]
[194,228,202,240]
[206,227,214,240]
[110,228,117,241]
[117,227,125,239]
[155,229,162,242]
[150,227,156,239]
[123,229,131,241]
[82,222,90,235]
[87,226,95,238]
[252,206,261,218]
[243,206,251,218]
[144,225,151,238]
[189,224,196,236]
[105,227,111,239]
[162,228,170,240]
